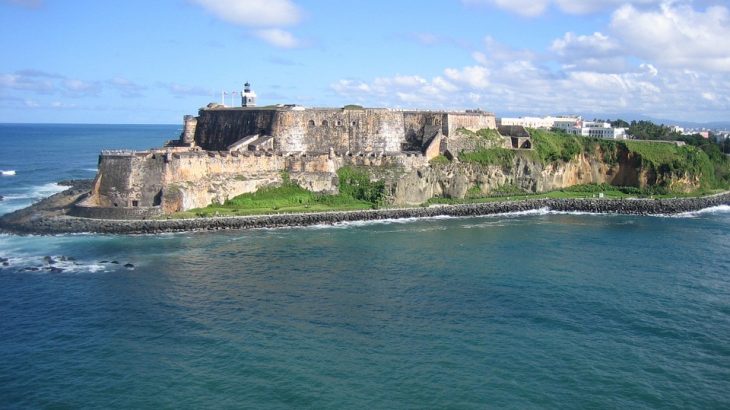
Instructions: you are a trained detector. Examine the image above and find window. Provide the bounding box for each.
[132,200,139,207]
[308,120,315,127]
[322,120,329,127]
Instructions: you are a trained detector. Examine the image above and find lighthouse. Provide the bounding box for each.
[241,82,257,107]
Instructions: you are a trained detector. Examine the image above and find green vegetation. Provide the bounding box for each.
[460,126,730,193]
[530,128,583,163]
[458,147,515,167]
[174,169,383,218]
[343,104,364,110]
[457,127,503,145]
[336,166,386,205]
[429,154,450,165]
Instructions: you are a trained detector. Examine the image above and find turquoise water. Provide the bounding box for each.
[1,125,729,408]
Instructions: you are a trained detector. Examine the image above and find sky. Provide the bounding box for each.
[1,0,729,124]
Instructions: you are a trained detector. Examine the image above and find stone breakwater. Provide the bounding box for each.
[1,184,729,235]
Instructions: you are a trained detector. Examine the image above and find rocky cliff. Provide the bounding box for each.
[387,136,711,206]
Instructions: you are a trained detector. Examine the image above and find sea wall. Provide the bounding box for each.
[3,188,728,235]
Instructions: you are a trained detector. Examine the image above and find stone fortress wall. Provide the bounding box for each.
[77,106,499,218]
[191,107,496,153]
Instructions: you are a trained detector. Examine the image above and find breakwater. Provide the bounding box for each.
[2,185,729,235]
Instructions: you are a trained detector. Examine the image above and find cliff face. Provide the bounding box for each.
[388,148,703,206]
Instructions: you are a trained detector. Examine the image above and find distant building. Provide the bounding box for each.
[498,115,580,130]
[699,131,710,139]
[567,121,627,140]
[671,125,685,134]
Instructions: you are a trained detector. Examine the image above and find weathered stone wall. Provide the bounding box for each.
[90,153,166,208]
[90,146,433,216]
[447,113,497,135]
[70,202,163,219]
[194,108,277,150]
[192,108,497,154]
[403,112,446,151]
[272,109,406,153]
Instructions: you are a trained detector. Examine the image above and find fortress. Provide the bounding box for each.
[74,85,517,219]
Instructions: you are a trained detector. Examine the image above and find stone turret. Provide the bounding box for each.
[181,115,197,145]
[242,82,257,107]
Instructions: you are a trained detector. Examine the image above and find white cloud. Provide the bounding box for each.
[190,0,301,27]
[462,0,548,17]
[463,0,666,16]
[63,79,100,96]
[555,0,661,14]
[161,82,211,97]
[253,28,301,48]
[550,32,626,72]
[551,32,619,57]
[109,77,146,98]
[331,35,730,121]
[611,2,730,71]
[444,66,490,89]
[0,70,100,96]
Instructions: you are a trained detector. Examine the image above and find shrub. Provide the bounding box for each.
[336,166,386,205]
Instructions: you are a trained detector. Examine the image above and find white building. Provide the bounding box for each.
[498,116,580,130]
[567,121,627,140]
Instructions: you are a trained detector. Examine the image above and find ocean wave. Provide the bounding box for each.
[0,182,69,215]
[1,182,66,201]
[0,253,140,274]
[304,215,454,230]
[1,170,16,176]
[660,205,730,218]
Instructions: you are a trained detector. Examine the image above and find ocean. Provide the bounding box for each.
[1,124,729,408]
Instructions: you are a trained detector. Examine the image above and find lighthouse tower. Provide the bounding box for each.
[241,82,257,107]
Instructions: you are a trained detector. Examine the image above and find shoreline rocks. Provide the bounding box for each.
[0,184,728,235]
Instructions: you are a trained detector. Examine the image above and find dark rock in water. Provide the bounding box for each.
[43,256,56,265]
[111,260,119,264]
[2,261,9,266]
[49,267,64,273]
[0,257,7,263]
[124,263,135,269]
[25,267,40,272]
[59,256,67,261]
[67,256,76,261]
[100,260,109,264]
[0,195,3,201]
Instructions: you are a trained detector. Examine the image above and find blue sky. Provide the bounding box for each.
[1,0,729,124]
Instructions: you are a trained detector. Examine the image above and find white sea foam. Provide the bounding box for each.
[1,170,16,176]
[0,248,143,274]
[661,205,730,218]
[0,254,112,274]
[2,182,66,201]
[83,168,98,173]
[0,182,69,215]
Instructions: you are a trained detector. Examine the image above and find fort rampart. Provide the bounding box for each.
[80,106,498,218]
